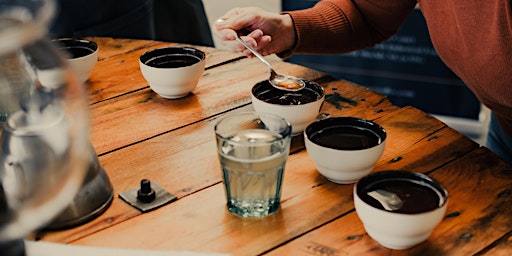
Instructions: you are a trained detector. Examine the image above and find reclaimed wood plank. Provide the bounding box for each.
[86,37,164,60]
[479,232,512,256]
[34,38,510,256]
[39,80,395,243]
[88,58,329,155]
[37,103,244,243]
[41,106,476,254]
[66,154,352,255]
[319,79,399,119]
[39,54,397,243]
[374,106,479,166]
[265,147,512,256]
[85,39,244,104]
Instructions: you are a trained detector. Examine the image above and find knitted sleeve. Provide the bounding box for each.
[282,0,417,55]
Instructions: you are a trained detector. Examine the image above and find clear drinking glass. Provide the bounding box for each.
[215,112,292,218]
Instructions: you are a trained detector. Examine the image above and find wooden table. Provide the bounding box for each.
[36,37,512,255]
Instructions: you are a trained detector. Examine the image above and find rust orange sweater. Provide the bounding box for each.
[286,0,512,139]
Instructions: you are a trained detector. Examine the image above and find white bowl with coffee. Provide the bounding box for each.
[354,170,448,250]
[139,47,206,99]
[304,117,386,184]
[251,79,324,135]
[52,38,98,85]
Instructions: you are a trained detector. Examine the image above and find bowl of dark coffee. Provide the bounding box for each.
[354,170,448,250]
[251,79,324,135]
[304,116,386,184]
[139,46,206,99]
[52,38,98,85]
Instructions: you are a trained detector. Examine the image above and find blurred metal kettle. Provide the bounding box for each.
[44,145,114,230]
[0,89,113,231]
[0,0,104,255]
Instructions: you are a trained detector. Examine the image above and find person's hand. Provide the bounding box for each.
[214,7,296,57]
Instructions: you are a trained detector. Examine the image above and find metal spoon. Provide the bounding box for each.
[235,35,305,91]
[367,189,403,211]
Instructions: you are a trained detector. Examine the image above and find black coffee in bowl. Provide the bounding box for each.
[252,80,324,105]
[305,117,386,150]
[140,47,205,69]
[356,170,448,214]
[144,54,201,68]
[65,47,95,59]
[52,38,98,59]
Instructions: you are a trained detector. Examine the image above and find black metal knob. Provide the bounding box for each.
[137,179,156,203]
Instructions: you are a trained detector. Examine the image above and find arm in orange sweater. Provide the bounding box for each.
[285,0,417,54]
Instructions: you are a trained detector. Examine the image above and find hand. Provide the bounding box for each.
[214,7,296,57]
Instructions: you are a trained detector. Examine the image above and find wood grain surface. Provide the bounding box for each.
[36,38,512,256]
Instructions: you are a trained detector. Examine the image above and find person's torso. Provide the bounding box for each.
[419,0,512,121]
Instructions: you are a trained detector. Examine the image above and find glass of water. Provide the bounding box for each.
[215,112,292,218]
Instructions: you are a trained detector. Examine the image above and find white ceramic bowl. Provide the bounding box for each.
[52,38,98,85]
[251,79,324,135]
[139,47,206,99]
[304,117,386,184]
[354,170,448,250]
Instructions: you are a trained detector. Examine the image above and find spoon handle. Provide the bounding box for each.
[235,35,273,73]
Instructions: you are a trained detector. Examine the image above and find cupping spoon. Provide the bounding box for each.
[367,189,403,211]
[235,35,305,91]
